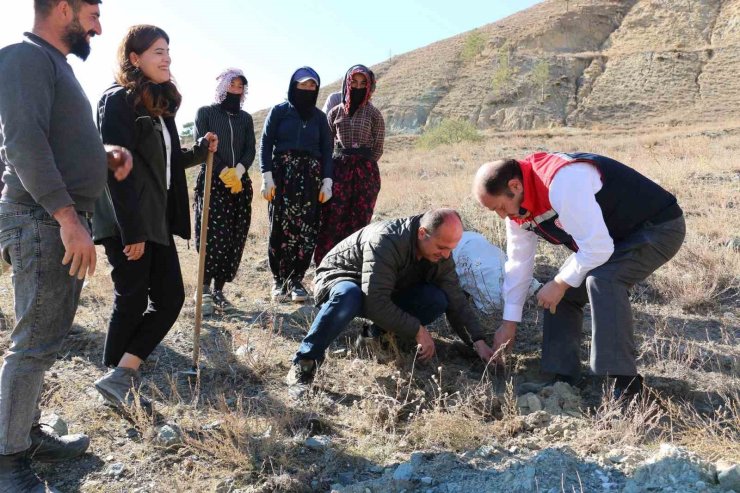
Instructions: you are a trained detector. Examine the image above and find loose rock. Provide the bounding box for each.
[43,413,68,436]
[393,462,415,481]
[305,435,331,450]
[106,463,125,478]
[625,444,716,492]
[717,461,740,491]
[156,424,182,448]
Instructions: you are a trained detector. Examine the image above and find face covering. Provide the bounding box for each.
[292,88,316,121]
[220,92,241,113]
[349,87,366,117]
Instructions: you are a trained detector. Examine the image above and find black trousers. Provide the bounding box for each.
[101,236,185,367]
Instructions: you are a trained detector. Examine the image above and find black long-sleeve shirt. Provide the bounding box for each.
[194,105,255,177]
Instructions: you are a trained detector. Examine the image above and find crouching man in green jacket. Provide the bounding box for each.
[287,208,496,397]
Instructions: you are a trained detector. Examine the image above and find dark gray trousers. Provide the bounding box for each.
[541,215,686,377]
[0,202,87,454]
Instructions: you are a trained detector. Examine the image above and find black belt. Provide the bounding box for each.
[333,146,372,160]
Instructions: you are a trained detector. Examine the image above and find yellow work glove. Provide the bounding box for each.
[228,164,246,194]
[219,168,239,189]
[318,178,333,203]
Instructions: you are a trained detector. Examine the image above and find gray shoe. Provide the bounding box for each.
[286,360,316,399]
[200,292,215,316]
[94,367,152,414]
[27,424,89,463]
[289,280,309,302]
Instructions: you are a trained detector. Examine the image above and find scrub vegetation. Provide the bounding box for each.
[1,123,737,492]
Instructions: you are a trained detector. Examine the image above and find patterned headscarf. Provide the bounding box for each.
[213,67,248,106]
[343,64,375,115]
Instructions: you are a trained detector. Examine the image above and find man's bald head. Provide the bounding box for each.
[473,159,526,219]
[419,208,462,235]
[473,159,522,199]
[417,208,463,262]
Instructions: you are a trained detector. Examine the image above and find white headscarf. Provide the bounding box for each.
[214,67,247,106]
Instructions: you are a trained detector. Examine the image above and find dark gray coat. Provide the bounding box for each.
[314,215,485,344]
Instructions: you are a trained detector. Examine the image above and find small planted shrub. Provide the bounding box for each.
[417,119,483,149]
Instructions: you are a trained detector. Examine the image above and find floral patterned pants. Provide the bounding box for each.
[314,154,380,265]
[268,151,322,283]
[194,167,252,284]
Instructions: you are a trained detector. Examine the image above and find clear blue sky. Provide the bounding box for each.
[0,0,541,126]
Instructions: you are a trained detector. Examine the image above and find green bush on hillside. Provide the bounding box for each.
[531,59,550,102]
[492,43,516,95]
[417,120,483,149]
[461,31,486,62]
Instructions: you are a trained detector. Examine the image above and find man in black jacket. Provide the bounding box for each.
[287,208,496,397]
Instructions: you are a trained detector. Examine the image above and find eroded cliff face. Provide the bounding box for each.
[365,0,740,133]
[249,0,739,136]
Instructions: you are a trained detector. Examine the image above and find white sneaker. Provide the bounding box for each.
[290,281,308,302]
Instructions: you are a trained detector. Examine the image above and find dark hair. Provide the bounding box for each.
[482,159,522,197]
[115,25,181,118]
[35,0,101,17]
[420,208,462,235]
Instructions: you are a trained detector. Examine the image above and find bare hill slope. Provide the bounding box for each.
[251,0,739,135]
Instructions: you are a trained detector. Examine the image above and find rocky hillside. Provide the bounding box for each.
[304,0,740,134]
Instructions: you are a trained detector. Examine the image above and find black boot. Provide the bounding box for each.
[0,451,59,492]
[286,360,316,399]
[27,424,90,463]
[613,374,644,402]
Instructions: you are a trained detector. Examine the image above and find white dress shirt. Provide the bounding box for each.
[502,162,615,322]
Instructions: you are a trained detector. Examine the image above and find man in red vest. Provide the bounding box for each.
[473,152,685,401]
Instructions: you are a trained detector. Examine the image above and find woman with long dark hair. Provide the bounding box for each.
[92,24,218,411]
[193,68,255,314]
[259,67,333,302]
[313,64,384,265]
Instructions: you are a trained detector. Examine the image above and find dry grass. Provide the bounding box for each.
[666,390,740,462]
[0,123,738,490]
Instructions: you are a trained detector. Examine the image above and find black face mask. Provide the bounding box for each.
[349,87,366,117]
[220,92,241,113]
[292,88,316,121]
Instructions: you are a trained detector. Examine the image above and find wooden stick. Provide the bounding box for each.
[192,151,214,370]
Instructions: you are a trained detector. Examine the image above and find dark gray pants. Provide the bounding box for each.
[541,215,686,378]
[0,201,87,454]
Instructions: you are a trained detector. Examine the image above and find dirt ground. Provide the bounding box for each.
[0,124,737,492]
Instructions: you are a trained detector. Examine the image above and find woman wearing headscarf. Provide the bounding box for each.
[92,25,218,412]
[259,67,333,302]
[193,68,255,314]
[313,64,384,265]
